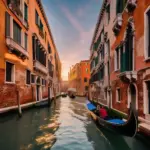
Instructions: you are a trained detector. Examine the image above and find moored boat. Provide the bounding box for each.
[61,92,67,97]
[87,102,138,137]
[67,88,76,99]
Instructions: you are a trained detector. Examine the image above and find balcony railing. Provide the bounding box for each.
[126,0,137,12]
[118,71,137,82]
[7,0,22,17]
[113,13,123,36]
[34,60,48,75]
[6,37,29,60]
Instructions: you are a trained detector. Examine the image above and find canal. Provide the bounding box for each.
[0,97,150,150]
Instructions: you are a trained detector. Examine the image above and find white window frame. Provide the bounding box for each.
[114,47,120,71]
[116,88,121,103]
[143,80,150,114]
[144,6,150,61]
[5,61,15,84]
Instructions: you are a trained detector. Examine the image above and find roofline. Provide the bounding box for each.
[89,0,107,51]
[36,0,59,55]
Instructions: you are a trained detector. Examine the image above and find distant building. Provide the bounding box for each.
[0,0,61,109]
[60,80,69,92]
[68,60,90,96]
[89,0,150,134]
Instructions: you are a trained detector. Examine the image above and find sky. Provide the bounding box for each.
[42,0,102,80]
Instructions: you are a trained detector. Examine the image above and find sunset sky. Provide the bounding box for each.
[43,0,102,80]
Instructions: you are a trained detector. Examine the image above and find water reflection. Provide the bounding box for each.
[0,97,149,150]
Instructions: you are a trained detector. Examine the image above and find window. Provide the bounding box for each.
[26,70,31,85]
[35,10,39,26]
[85,86,88,91]
[35,40,46,66]
[115,47,120,71]
[31,74,35,83]
[5,12,10,37]
[106,4,110,24]
[145,8,150,58]
[40,20,43,31]
[84,78,87,82]
[6,62,15,83]
[45,32,47,42]
[86,68,88,73]
[25,33,28,50]
[48,43,51,54]
[24,3,28,21]
[116,0,127,14]
[13,20,21,45]
[116,88,121,102]
[42,79,46,86]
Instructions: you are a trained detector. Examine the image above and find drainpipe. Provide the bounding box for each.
[16,85,22,117]
[48,85,51,106]
[108,48,111,109]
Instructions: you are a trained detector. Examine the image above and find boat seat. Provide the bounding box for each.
[107,119,125,125]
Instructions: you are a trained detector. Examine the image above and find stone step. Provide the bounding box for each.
[145,114,150,121]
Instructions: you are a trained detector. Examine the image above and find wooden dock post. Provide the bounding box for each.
[16,86,22,117]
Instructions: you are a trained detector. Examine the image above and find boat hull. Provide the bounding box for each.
[88,108,138,137]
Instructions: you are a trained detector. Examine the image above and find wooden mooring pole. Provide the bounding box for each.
[16,87,22,117]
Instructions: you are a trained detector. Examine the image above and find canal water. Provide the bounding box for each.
[0,97,150,150]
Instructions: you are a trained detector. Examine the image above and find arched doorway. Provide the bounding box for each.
[128,84,137,110]
[36,77,41,101]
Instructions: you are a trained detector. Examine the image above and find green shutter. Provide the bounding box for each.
[35,10,38,25]
[5,12,10,37]
[24,3,28,21]
[25,33,27,50]
[13,21,21,45]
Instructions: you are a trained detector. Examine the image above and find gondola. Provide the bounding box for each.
[69,95,75,99]
[61,92,67,97]
[67,88,76,99]
[87,102,138,137]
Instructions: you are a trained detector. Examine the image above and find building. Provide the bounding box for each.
[0,0,61,110]
[60,80,69,93]
[68,60,90,96]
[90,0,150,133]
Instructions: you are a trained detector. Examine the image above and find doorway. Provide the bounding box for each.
[146,81,150,114]
[128,84,137,110]
[36,77,41,102]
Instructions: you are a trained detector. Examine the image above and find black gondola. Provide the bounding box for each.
[87,103,138,137]
[69,95,75,99]
[61,92,67,97]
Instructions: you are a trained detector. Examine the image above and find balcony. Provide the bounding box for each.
[118,71,137,83]
[7,0,22,17]
[126,0,137,13]
[6,37,29,60]
[113,14,123,36]
[34,60,48,75]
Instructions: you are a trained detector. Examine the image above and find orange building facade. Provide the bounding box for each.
[68,60,90,96]
[0,0,61,110]
[90,0,150,132]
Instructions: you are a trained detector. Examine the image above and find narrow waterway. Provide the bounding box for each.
[0,97,150,150]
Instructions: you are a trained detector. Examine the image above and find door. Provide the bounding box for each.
[146,81,150,114]
[130,84,136,110]
[36,85,39,101]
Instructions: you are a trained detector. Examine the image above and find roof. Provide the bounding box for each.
[89,0,108,51]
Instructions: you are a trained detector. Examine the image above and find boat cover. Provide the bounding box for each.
[86,103,96,111]
[107,119,125,125]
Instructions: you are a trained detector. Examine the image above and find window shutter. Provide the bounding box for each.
[25,33,28,50]
[5,12,10,37]
[24,3,28,21]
